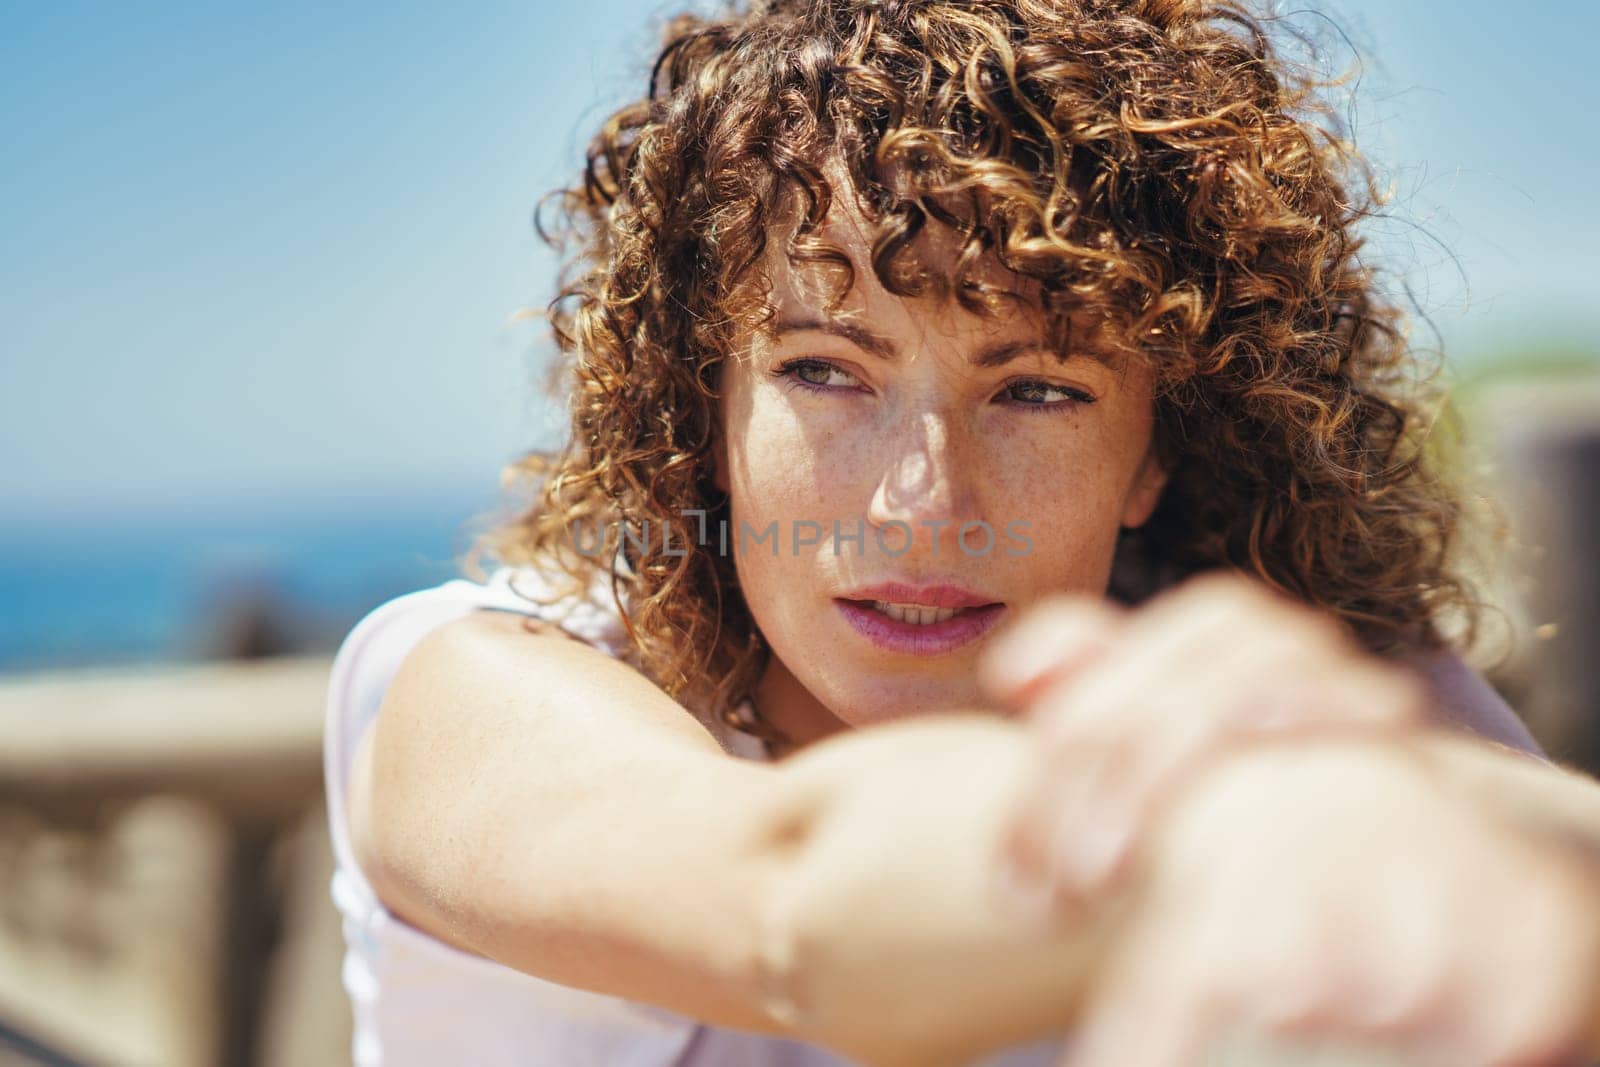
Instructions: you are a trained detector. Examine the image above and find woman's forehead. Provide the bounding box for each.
[758,186,1021,314]
[754,220,1130,372]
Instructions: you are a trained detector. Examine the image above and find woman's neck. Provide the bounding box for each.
[753,652,850,754]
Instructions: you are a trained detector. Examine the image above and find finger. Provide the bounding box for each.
[989,763,1075,926]
[1011,588,1424,902]
[1043,711,1215,896]
[1238,663,1429,736]
[997,739,1120,910]
[1124,571,1359,679]
[1018,569,1360,756]
[978,595,1125,710]
[1037,732,1145,903]
[1017,651,1328,899]
[1045,626,1418,761]
[1152,570,1349,643]
[994,652,1178,900]
[1021,658,1347,896]
[1028,593,1348,748]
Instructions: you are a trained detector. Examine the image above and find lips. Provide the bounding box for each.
[833,582,1007,656]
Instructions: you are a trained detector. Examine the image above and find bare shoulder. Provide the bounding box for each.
[392,607,727,756]
[345,606,804,1021]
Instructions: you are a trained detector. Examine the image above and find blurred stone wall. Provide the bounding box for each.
[0,657,349,1067]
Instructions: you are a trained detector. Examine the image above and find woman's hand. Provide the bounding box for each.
[1059,735,1600,1067]
[980,571,1428,910]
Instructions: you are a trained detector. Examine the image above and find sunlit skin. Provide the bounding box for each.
[706,203,1600,1057]
[712,195,1170,750]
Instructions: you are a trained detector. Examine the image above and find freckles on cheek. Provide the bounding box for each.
[985,422,1074,508]
[736,399,832,518]
[987,428,1128,549]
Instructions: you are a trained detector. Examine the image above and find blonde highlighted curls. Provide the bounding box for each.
[466,0,1482,726]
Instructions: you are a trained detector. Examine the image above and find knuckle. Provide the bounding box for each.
[1167,573,1344,647]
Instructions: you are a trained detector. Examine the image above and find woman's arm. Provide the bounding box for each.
[763,715,1600,1067]
[758,712,1122,1067]
[954,570,1600,1064]
[1054,730,1600,1067]
[348,610,805,1034]
[347,610,1110,1066]
[349,606,1600,1067]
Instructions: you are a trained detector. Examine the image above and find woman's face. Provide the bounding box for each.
[715,204,1168,727]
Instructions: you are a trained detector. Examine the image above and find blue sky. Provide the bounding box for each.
[4,0,1596,526]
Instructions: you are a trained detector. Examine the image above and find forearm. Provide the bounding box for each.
[754,716,1600,1067]
[762,712,1116,1067]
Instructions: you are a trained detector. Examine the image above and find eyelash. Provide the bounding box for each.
[772,358,1096,413]
[774,358,863,395]
[1002,378,1097,413]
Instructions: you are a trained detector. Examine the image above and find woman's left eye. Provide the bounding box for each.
[999,379,1096,411]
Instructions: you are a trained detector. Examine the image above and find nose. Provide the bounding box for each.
[866,409,985,557]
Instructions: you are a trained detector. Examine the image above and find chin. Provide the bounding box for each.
[822,676,988,728]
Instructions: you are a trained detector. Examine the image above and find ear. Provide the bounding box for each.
[1120,445,1170,529]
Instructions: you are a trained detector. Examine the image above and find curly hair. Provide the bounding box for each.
[464,0,1483,729]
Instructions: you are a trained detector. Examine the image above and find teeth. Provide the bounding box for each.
[870,600,959,624]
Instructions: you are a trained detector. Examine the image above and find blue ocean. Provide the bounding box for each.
[0,491,512,675]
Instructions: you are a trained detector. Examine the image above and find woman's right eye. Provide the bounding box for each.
[775,358,862,393]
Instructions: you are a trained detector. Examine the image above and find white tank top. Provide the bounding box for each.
[323,563,1068,1066]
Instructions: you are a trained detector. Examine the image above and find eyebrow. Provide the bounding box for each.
[773,316,1050,368]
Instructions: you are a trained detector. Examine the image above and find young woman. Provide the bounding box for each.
[323,1,1600,1064]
